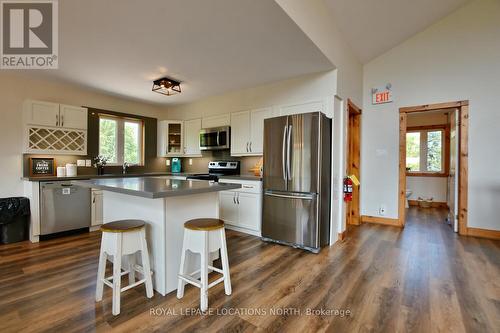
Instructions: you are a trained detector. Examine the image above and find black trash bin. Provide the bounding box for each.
[0,197,30,244]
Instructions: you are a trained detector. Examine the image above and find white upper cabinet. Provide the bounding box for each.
[23,100,88,155]
[183,118,202,156]
[202,114,230,128]
[230,107,273,156]
[279,99,332,118]
[25,100,61,127]
[249,107,272,154]
[24,100,88,130]
[157,120,184,157]
[230,111,251,155]
[59,104,88,130]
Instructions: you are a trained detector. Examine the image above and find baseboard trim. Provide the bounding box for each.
[338,231,347,241]
[361,215,402,227]
[408,200,448,208]
[467,227,500,240]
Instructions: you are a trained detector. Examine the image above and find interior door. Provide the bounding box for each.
[59,105,87,129]
[263,115,288,192]
[249,107,272,154]
[184,118,202,155]
[230,111,250,155]
[346,109,361,225]
[287,113,319,194]
[448,110,459,232]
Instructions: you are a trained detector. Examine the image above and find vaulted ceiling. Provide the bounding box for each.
[324,0,470,63]
[31,0,333,105]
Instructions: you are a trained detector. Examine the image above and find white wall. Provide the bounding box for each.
[0,73,163,198]
[407,177,448,202]
[361,0,500,230]
[166,70,337,120]
[274,0,363,105]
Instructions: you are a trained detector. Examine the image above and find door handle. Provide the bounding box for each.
[287,125,292,180]
[282,126,287,181]
[265,192,315,200]
[237,193,240,204]
[233,193,236,204]
[246,142,249,152]
[249,142,252,152]
[56,114,59,126]
[61,114,64,127]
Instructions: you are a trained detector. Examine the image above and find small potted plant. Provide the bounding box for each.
[93,155,108,175]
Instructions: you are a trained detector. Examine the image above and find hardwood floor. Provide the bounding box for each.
[0,207,498,332]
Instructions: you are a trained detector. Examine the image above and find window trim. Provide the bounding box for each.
[98,114,145,166]
[406,124,449,177]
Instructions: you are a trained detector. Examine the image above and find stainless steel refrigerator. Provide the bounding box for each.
[261,112,331,253]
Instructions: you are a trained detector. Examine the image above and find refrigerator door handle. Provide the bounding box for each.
[282,125,288,181]
[287,125,292,180]
[264,191,315,200]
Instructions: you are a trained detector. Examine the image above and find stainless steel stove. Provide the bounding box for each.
[186,161,240,182]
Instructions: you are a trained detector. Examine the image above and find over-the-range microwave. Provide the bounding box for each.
[199,126,230,150]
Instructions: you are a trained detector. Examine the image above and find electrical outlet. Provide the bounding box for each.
[166,159,171,166]
[379,205,386,216]
[189,159,193,166]
[85,160,92,167]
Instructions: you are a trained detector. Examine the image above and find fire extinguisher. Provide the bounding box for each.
[343,177,353,202]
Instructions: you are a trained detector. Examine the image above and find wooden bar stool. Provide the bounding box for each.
[95,220,154,316]
[177,218,231,311]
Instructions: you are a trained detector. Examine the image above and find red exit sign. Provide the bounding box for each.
[372,85,393,105]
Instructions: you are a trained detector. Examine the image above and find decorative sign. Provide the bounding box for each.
[372,84,393,104]
[29,158,55,177]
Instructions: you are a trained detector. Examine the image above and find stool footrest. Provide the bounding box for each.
[121,279,147,292]
[178,274,202,288]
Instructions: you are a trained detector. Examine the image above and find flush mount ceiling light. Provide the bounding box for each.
[152,77,181,96]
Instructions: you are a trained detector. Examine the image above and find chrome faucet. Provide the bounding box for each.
[122,162,129,174]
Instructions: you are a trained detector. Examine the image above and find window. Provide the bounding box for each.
[406,128,446,174]
[99,115,143,165]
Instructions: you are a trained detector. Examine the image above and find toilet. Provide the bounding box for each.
[405,190,412,208]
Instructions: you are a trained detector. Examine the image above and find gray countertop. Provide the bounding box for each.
[21,172,197,182]
[73,177,241,199]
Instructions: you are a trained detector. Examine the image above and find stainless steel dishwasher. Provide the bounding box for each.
[40,181,91,235]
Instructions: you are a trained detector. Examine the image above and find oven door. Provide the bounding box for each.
[200,126,230,150]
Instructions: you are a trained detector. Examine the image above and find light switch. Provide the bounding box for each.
[166,159,171,166]
[77,160,85,167]
[189,159,193,166]
[375,149,388,157]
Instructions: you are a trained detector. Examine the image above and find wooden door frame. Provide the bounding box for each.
[398,100,469,234]
[346,99,361,225]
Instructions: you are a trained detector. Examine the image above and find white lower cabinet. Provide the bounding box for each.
[218,179,262,236]
[91,189,103,228]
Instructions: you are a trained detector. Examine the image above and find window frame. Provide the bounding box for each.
[406,124,449,177]
[98,114,144,166]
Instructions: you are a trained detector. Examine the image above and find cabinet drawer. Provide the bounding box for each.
[218,178,262,194]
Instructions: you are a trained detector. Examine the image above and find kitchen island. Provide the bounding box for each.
[74,177,240,296]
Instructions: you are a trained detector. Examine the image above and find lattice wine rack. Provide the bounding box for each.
[26,126,87,155]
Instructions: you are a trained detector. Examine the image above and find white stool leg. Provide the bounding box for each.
[112,234,122,316]
[200,231,209,312]
[140,229,154,298]
[219,228,232,296]
[95,234,107,302]
[177,232,189,299]
[128,253,136,285]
